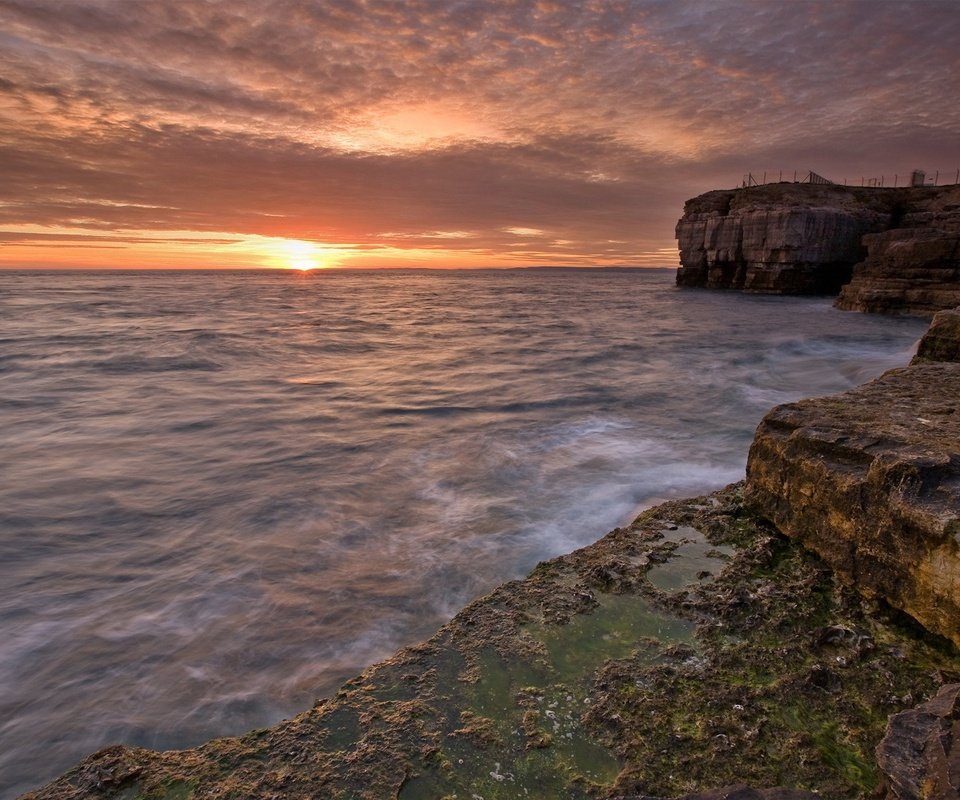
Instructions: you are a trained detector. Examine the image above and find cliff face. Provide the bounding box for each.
[675,185,894,294]
[676,184,960,313]
[836,186,960,316]
[745,330,960,646]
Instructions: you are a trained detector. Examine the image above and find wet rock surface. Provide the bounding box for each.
[675,184,960,312]
[24,486,960,800]
[745,363,960,647]
[876,683,960,800]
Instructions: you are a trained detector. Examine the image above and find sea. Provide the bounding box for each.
[0,268,928,797]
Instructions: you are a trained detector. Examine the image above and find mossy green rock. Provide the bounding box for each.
[24,487,960,800]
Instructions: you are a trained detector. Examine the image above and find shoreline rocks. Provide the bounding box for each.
[912,307,960,363]
[837,187,960,316]
[22,485,960,800]
[876,683,960,800]
[744,360,960,648]
[676,184,960,316]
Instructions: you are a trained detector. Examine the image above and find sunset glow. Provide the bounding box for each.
[1,1,958,270]
[276,240,329,271]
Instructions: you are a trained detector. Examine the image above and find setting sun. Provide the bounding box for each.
[279,239,326,271]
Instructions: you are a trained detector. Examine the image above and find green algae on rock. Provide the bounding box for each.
[24,486,960,800]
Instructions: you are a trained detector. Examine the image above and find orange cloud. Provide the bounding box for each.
[1,0,958,268]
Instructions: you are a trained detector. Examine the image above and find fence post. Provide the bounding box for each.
[894,174,897,187]
[793,170,797,182]
[763,171,766,184]
[935,170,939,186]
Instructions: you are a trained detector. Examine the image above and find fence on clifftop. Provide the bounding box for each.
[741,168,960,188]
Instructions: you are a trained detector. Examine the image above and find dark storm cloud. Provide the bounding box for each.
[1,0,958,264]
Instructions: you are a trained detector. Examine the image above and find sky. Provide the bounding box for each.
[1,0,958,270]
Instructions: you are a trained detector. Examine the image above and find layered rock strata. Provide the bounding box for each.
[676,184,960,313]
[837,187,960,316]
[675,185,895,294]
[745,361,960,647]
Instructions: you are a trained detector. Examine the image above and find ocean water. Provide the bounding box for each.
[0,268,927,797]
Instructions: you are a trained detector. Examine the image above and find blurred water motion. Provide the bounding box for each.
[0,268,927,797]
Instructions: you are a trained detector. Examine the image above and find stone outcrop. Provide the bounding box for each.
[876,683,960,800]
[675,185,895,294]
[676,183,960,313]
[837,187,960,316]
[744,361,960,647]
[912,307,960,364]
[23,487,960,800]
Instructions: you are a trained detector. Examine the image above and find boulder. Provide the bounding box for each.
[745,363,960,647]
[876,683,960,799]
[913,307,960,363]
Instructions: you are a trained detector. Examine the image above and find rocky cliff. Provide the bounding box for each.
[745,321,960,647]
[675,185,895,294]
[676,184,960,313]
[836,187,960,315]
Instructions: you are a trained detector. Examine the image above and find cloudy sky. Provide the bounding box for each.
[1,0,958,269]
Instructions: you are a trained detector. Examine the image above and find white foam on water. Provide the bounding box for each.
[0,268,929,798]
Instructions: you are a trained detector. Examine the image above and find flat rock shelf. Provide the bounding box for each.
[25,485,960,800]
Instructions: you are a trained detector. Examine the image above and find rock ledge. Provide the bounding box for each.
[676,183,960,315]
[745,361,960,647]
